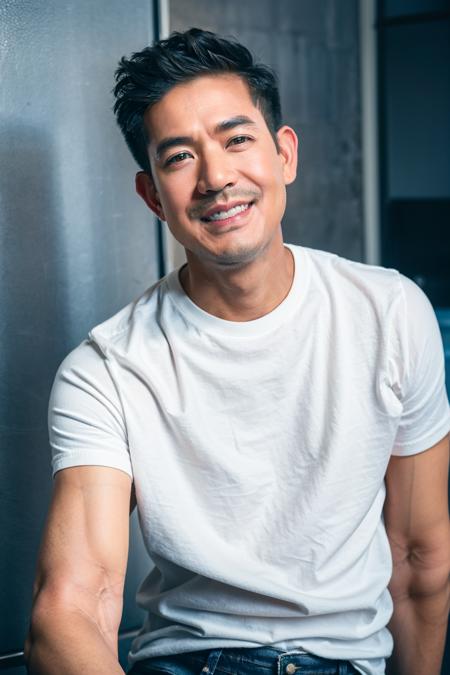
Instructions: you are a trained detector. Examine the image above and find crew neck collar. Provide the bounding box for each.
[165,244,308,338]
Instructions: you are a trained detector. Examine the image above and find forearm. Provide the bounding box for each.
[25,608,125,675]
[386,579,450,675]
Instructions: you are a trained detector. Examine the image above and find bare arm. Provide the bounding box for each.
[384,434,450,675]
[24,466,133,674]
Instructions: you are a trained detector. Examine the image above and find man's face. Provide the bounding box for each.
[137,73,297,267]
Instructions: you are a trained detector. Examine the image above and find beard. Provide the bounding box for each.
[187,225,280,270]
[203,242,263,267]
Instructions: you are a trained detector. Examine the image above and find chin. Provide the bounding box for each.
[204,240,266,267]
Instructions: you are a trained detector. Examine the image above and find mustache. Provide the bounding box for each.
[188,188,262,219]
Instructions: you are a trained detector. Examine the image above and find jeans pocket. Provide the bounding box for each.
[128,666,173,675]
[128,655,205,675]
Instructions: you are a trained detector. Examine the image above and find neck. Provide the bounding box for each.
[179,236,294,322]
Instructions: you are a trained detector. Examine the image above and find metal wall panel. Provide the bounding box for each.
[0,1,157,669]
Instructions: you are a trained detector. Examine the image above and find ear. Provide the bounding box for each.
[276,126,298,185]
[135,171,166,221]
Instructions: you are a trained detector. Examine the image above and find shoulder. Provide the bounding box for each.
[309,246,399,286]
[87,274,171,354]
[49,339,117,411]
[292,244,402,312]
[294,244,399,285]
[52,274,173,390]
[300,245,440,354]
[396,272,438,328]
[290,245,441,356]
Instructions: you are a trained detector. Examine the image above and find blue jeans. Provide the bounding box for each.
[127,646,360,674]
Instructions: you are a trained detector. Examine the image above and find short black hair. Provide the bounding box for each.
[113,27,282,172]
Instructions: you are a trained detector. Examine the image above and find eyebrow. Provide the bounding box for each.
[214,115,257,133]
[154,115,257,160]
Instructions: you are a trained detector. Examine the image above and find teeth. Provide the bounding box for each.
[205,203,250,221]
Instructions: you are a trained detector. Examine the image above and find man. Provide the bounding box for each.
[25,28,449,675]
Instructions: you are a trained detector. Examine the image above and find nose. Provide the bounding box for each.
[196,146,237,195]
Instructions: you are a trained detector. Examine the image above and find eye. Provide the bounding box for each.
[165,151,192,166]
[227,135,252,147]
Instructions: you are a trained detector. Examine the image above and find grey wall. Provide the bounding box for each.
[0,1,157,670]
[169,0,364,261]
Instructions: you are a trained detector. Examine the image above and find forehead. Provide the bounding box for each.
[144,74,263,143]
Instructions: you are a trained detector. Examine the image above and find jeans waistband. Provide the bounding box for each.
[201,647,349,675]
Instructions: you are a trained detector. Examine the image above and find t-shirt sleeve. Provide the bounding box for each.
[391,274,450,456]
[48,339,132,479]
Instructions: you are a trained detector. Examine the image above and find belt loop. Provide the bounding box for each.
[201,648,223,675]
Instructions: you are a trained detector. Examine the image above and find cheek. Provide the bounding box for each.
[158,177,191,215]
[249,149,285,188]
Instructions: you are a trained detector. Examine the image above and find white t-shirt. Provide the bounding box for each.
[49,244,450,675]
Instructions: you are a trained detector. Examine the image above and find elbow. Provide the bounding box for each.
[408,562,450,602]
[24,578,47,672]
[407,540,450,598]
[24,611,44,674]
[24,629,39,674]
[23,582,73,673]
[24,590,53,674]
[23,631,32,670]
[389,546,450,613]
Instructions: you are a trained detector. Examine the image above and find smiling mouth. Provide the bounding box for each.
[200,202,254,223]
